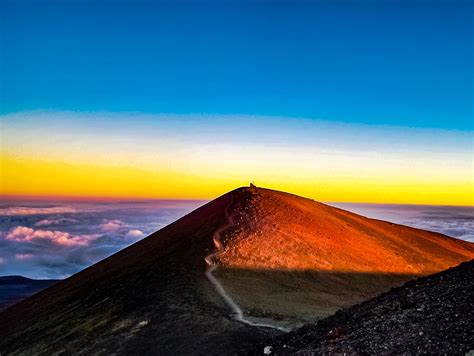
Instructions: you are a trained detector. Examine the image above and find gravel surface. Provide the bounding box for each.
[250,260,474,355]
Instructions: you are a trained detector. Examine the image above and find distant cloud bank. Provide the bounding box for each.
[0,206,78,216]
[331,203,474,243]
[35,218,79,227]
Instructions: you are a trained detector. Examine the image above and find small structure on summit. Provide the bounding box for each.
[250,182,256,188]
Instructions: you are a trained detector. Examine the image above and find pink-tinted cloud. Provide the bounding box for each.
[6,226,94,247]
[0,200,200,278]
[15,253,34,260]
[125,229,145,238]
[99,219,123,231]
[0,206,77,216]
[35,218,79,227]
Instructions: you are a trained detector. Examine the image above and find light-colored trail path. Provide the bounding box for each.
[204,197,290,333]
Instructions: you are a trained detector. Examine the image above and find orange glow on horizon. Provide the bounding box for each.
[1,154,473,206]
[2,112,472,206]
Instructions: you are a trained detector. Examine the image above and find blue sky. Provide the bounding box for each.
[2,0,473,130]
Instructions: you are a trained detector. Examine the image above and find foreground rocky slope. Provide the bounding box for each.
[251,260,474,355]
[0,187,472,354]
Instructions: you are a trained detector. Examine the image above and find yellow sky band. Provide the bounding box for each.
[1,154,472,205]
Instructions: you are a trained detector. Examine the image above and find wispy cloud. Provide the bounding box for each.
[15,253,34,260]
[35,218,79,227]
[0,206,77,216]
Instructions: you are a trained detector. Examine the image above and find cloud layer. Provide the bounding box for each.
[35,218,79,227]
[0,206,78,216]
[0,200,471,279]
[0,200,202,279]
[332,203,474,243]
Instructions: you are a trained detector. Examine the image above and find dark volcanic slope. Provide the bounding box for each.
[0,187,472,355]
[251,260,474,355]
[0,276,59,311]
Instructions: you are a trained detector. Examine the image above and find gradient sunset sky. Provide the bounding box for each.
[1,0,473,205]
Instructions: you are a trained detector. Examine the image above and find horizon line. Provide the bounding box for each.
[1,193,473,208]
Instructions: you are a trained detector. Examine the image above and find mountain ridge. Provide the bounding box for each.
[0,275,59,311]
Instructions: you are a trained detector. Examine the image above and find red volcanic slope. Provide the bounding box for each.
[219,187,472,273]
[213,187,474,326]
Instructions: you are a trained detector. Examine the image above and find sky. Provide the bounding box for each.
[1,0,473,205]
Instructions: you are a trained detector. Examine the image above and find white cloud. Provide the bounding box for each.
[125,229,145,238]
[459,234,474,243]
[6,226,95,247]
[99,219,124,231]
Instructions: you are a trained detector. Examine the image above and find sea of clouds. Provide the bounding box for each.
[0,200,472,279]
[331,203,474,243]
[0,200,202,279]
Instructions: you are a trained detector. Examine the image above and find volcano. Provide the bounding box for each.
[0,187,472,355]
